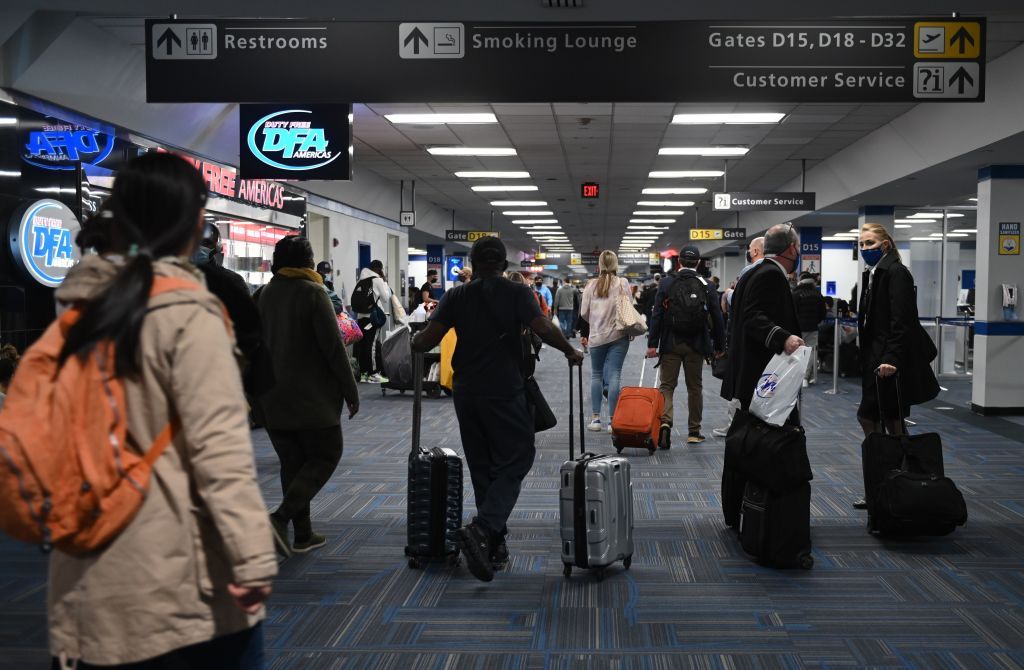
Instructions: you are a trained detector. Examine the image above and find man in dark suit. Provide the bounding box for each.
[721,224,805,414]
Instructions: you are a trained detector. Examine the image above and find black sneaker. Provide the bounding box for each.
[687,432,706,444]
[658,424,671,450]
[490,539,509,571]
[454,523,495,582]
[268,513,292,559]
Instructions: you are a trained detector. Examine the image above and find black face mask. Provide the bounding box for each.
[746,252,753,264]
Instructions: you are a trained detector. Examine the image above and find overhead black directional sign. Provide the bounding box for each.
[713,192,816,211]
[146,18,985,103]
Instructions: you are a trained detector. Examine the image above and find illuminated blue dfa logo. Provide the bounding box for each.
[10,200,82,288]
[246,109,338,171]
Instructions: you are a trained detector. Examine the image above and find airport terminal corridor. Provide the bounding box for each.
[2,345,1021,669]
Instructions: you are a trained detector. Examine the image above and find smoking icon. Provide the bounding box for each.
[433,26,461,54]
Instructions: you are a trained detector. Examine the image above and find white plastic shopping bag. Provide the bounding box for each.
[749,346,812,426]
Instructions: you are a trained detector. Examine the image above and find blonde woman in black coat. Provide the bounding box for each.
[853,223,940,508]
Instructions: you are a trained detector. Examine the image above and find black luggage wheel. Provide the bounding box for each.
[799,555,814,570]
[563,564,572,578]
[408,558,423,569]
[647,447,656,455]
[595,568,605,582]
[427,386,441,399]
[615,447,623,454]
[623,555,632,569]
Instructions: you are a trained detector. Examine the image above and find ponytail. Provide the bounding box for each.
[862,222,901,262]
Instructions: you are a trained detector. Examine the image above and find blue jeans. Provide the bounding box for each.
[557,309,574,339]
[589,337,629,418]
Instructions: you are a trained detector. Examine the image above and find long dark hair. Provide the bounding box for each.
[60,152,208,376]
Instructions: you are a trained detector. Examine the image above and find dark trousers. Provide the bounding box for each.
[268,426,343,540]
[52,624,262,670]
[354,318,375,376]
[452,388,536,538]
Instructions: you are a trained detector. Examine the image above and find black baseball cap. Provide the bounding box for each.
[470,235,506,264]
[680,245,700,261]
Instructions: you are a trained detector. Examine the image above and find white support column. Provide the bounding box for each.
[972,166,1024,415]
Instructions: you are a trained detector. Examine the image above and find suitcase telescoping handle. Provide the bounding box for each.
[412,349,423,454]
[568,359,585,461]
[874,369,908,436]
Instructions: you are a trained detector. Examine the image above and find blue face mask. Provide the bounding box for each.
[861,247,884,266]
[192,246,213,266]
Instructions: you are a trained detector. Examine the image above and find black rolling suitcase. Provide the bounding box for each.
[861,374,967,536]
[405,351,463,568]
[739,481,814,569]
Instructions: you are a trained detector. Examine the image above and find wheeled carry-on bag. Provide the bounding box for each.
[861,374,967,536]
[560,362,634,581]
[611,358,664,455]
[739,481,814,569]
[405,351,464,569]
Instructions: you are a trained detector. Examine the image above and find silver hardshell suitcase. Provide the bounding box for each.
[560,362,634,580]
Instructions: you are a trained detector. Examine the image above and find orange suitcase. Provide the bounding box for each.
[611,360,664,455]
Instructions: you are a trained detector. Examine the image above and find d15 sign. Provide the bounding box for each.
[713,192,816,211]
[240,104,352,180]
[8,199,82,288]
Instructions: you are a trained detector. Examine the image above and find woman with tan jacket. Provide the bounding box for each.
[50,153,277,668]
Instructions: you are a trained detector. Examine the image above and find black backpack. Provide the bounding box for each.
[667,273,709,336]
[350,277,377,313]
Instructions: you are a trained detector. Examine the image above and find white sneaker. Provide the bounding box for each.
[607,424,614,434]
[586,418,602,432]
[712,426,729,438]
[368,373,388,384]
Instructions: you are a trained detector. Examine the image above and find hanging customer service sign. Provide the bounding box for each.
[8,199,82,288]
[239,104,352,180]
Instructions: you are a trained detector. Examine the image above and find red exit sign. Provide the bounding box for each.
[581,182,600,199]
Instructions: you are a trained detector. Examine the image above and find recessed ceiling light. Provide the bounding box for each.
[503,210,554,216]
[471,185,538,192]
[658,147,749,156]
[671,112,785,125]
[630,218,677,224]
[490,200,547,206]
[910,237,941,241]
[848,228,860,233]
[893,219,920,223]
[968,197,978,202]
[930,232,969,238]
[519,225,562,229]
[642,187,708,195]
[512,219,558,224]
[633,210,684,216]
[428,147,517,156]
[627,226,671,230]
[906,212,964,218]
[822,236,852,241]
[649,171,724,178]
[455,171,530,179]
[385,113,498,124]
[895,224,913,229]
[952,229,977,233]
[636,201,695,207]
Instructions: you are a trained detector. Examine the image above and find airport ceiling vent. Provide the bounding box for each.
[544,0,583,7]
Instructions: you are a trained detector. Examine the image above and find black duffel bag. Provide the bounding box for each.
[872,453,968,536]
[725,409,813,495]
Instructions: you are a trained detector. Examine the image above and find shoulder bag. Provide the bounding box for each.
[613,278,647,337]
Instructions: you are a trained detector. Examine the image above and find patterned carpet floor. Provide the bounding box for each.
[1,344,1022,669]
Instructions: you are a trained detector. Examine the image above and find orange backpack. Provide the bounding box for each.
[0,277,223,554]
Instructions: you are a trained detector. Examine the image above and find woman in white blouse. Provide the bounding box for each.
[580,250,633,431]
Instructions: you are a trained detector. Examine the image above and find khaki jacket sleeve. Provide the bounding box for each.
[169,305,278,585]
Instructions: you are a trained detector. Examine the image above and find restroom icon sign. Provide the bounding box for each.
[186,28,214,55]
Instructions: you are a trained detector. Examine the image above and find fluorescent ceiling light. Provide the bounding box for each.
[408,247,427,255]
[848,228,860,233]
[471,185,538,192]
[672,112,785,125]
[512,219,558,224]
[630,218,676,224]
[642,187,708,195]
[968,198,978,202]
[637,201,695,207]
[894,219,920,223]
[456,171,530,179]
[906,212,964,219]
[895,224,913,229]
[627,225,671,230]
[649,171,724,178]
[503,210,554,216]
[658,147,748,156]
[633,210,684,216]
[930,232,969,238]
[428,147,516,156]
[385,113,497,124]
[910,237,941,241]
[490,200,546,206]
[822,236,851,241]
[519,225,562,229]
[952,229,977,233]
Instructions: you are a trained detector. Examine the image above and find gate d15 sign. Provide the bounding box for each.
[240,104,352,180]
[8,199,82,288]
[147,18,984,103]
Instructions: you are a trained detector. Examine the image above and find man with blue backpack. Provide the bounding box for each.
[645,246,725,450]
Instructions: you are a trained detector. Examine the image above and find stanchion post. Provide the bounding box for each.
[823,316,846,396]
[934,316,943,375]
